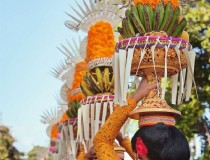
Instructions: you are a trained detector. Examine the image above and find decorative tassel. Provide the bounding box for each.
[69,125,74,140]
[82,139,88,154]
[183,49,197,101]
[109,101,114,114]
[123,48,134,105]
[175,45,184,94]
[76,108,83,143]
[101,102,108,126]
[161,44,169,99]
[68,124,78,159]
[171,74,178,104]
[63,126,72,157]
[119,49,127,105]
[82,104,90,141]
[90,103,95,139]
[113,52,120,105]
[182,68,187,99]
[177,72,183,104]
[95,102,101,136]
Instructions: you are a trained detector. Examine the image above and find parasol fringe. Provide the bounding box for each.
[183,49,197,101]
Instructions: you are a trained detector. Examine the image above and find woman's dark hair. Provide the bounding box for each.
[131,123,190,160]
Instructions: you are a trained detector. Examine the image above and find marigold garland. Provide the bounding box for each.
[50,124,59,139]
[72,62,88,89]
[67,61,88,102]
[134,0,161,8]
[59,113,69,123]
[134,0,179,8]
[163,0,179,8]
[86,21,116,63]
[67,88,84,102]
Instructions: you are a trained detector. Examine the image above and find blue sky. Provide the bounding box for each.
[0,0,85,153]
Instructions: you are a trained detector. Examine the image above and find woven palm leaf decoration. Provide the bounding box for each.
[65,0,124,32]
[40,107,61,159]
[40,107,60,126]
[52,38,84,85]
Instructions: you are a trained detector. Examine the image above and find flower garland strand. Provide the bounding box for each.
[134,0,179,8]
[59,113,69,123]
[68,61,88,102]
[51,124,59,139]
[86,21,116,63]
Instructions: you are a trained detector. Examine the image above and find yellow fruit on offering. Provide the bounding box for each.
[180,31,189,41]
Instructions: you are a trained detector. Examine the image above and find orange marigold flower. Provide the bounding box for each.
[60,113,68,123]
[134,0,178,8]
[86,21,116,63]
[51,124,59,139]
[67,91,84,102]
[72,62,88,89]
[163,0,179,8]
[134,0,161,8]
[66,62,87,102]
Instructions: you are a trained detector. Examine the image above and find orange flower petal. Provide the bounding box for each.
[86,21,116,62]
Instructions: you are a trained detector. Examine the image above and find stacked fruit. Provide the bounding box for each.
[66,100,81,118]
[117,2,187,38]
[80,67,114,96]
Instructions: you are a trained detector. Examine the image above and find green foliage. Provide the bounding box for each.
[0,125,23,160]
[26,146,48,160]
[166,0,210,159]
[165,87,205,139]
[199,146,210,160]
[184,0,210,135]
[184,0,210,52]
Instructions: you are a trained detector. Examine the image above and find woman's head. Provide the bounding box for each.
[131,123,190,160]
